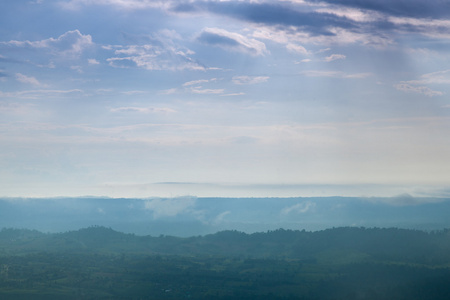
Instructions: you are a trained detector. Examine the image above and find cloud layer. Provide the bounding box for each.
[1,0,450,198]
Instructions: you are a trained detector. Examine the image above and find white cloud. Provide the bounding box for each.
[0,89,83,99]
[1,30,93,58]
[254,25,392,48]
[107,43,204,71]
[394,83,443,97]
[324,54,346,62]
[302,70,371,79]
[61,0,169,10]
[213,211,231,224]
[316,7,382,23]
[407,70,450,85]
[221,92,246,96]
[198,27,268,56]
[389,16,450,39]
[295,59,312,64]
[190,87,224,94]
[317,48,331,53]
[15,73,41,86]
[110,106,176,113]
[70,65,83,73]
[144,196,197,218]
[183,79,211,87]
[286,43,308,54]
[88,58,100,65]
[232,75,269,85]
[159,88,178,95]
[394,70,450,97]
[281,201,316,215]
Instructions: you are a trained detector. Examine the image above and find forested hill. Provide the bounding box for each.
[2,226,450,264]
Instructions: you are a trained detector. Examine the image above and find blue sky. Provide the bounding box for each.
[1,0,450,198]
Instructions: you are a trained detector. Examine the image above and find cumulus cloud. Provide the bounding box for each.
[197,28,268,56]
[232,75,269,85]
[0,30,93,62]
[281,201,316,215]
[144,196,197,218]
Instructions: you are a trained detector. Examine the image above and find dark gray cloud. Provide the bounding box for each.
[307,0,450,19]
[172,1,357,36]
[171,0,450,42]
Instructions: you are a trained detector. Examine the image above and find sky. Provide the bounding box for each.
[1,0,450,198]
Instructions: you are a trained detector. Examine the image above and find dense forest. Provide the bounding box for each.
[1,226,450,299]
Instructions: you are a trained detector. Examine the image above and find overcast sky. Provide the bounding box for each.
[1,0,450,198]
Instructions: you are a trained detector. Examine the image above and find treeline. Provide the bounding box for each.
[0,226,450,299]
[1,226,450,264]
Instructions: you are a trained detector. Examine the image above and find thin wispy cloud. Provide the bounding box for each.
[88,58,100,65]
[15,73,42,86]
[394,69,450,97]
[110,107,176,114]
[232,76,269,85]
[183,79,211,87]
[1,30,93,59]
[1,0,450,198]
[324,54,346,62]
[286,43,309,54]
[61,0,170,10]
[107,44,204,71]
[0,89,84,99]
[144,197,198,218]
[302,70,371,79]
[281,201,316,215]
[394,83,443,97]
[190,87,225,94]
[197,27,268,56]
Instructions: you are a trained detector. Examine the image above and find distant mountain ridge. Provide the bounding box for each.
[1,196,450,236]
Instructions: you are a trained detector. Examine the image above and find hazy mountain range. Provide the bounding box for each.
[1,196,450,236]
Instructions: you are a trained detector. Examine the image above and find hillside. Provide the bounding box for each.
[1,226,450,299]
[1,226,450,264]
